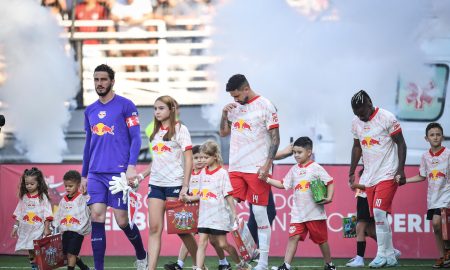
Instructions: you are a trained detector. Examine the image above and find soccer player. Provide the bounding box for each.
[220,74,280,270]
[403,122,450,268]
[349,90,407,268]
[265,137,336,270]
[81,64,147,270]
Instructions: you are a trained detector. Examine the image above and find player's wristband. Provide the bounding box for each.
[13,224,18,229]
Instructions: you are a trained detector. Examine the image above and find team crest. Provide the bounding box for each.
[98,111,106,119]
[289,226,296,234]
[363,124,370,132]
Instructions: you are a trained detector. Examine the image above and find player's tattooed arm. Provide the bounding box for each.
[220,103,236,137]
[258,128,280,180]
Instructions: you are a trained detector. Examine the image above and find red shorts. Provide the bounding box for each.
[288,220,328,244]
[228,172,271,206]
[365,179,398,216]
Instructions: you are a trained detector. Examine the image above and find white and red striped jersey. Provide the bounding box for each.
[227,96,279,173]
[198,166,234,231]
[150,123,193,187]
[352,108,402,187]
[283,161,333,223]
[54,192,91,235]
[13,194,53,251]
[420,147,450,209]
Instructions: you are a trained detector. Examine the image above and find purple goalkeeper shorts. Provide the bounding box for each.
[87,172,127,210]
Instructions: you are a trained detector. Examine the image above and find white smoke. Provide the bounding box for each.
[0,0,79,162]
[204,0,449,163]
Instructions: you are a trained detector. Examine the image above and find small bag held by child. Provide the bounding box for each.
[231,218,259,262]
[33,233,67,270]
[310,178,327,203]
[165,200,199,234]
[342,216,357,238]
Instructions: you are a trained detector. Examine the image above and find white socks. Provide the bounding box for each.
[252,205,271,267]
[373,208,394,258]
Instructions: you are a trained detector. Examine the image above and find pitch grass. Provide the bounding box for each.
[0,255,436,269]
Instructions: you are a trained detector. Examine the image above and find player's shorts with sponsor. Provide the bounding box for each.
[365,179,398,216]
[426,208,442,221]
[148,184,181,200]
[288,220,328,244]
[87,172,127,210]
[229,172,271,206]
[356,196,374,222]
[62,231,84,256]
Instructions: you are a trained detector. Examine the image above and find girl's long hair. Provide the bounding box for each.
[150,95,179,142]
[200,140,223,166]
[18,167,50,201]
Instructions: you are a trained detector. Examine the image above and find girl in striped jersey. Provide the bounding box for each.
[182,141,251,270]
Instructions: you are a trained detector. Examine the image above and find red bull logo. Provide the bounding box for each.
[233,119,251,132]
[60,215,81,227]
[152,142,172,154]
[191,188,200,196]
[294,180,310,192]
[429,170,446,181]
[91,123,114,136]
[200,189,218,200]
[22,212,43,224]
[361,137,380,148]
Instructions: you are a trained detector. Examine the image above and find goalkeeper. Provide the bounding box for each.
[262,136,336,270]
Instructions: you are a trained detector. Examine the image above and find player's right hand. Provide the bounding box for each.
[80,177,88,194]
[222,103,237,114]
[10,228,17,238]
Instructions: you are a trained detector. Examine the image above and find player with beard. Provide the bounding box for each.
[81,64,147,270]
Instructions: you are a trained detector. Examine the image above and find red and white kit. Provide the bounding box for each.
[54,192,91,236]
[13,194,53,251]
[227,96,279,173]
[420,147,450,210]
[150,123,193,187]
[351,107,402,188]
[198,167,234,231]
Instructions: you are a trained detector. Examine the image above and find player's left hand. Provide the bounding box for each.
[395,170,406,186]
[179,185,189,200]
[109,172,130,201]
[126,165,138,187]
[257,164,270,181]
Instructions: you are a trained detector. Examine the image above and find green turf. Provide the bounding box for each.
[0,256,436,269]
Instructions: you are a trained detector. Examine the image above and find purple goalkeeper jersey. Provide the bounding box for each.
[82,94,141,177]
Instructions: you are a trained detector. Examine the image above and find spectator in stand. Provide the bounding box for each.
[111,0,154,76]
[41,0,68,21]
[75,0,109,45]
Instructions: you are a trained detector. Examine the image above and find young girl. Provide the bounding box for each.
[11,167,53,270]
[137,95,198,270]
[165,145,230,270]
[182,140,250,270]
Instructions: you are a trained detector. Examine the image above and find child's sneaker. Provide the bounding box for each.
[394,248,402,259]
[164,262,183,270]
[252,263,268,270]
[30,263,39,270]
[218,264,232,270]
[275,263,289,270]
[433,257,445,268]
[324,262,336,270]
[236,261,251,270]
[444,250,450,266]
[345,256,364,267]
[368,256,387,268]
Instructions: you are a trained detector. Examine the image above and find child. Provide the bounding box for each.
[137,95,198,270]
[11,167,53,270]
[164,145,231,270]
[53,170,91,270]
[347,167,401,267]
[182,140,250,270]
[402,122,450,268]
[264,137,336,270]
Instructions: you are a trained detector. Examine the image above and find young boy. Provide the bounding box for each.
[164,145,230,270]
[264,137,336,270]
[54,170,91,270]
[402,122,450,268]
